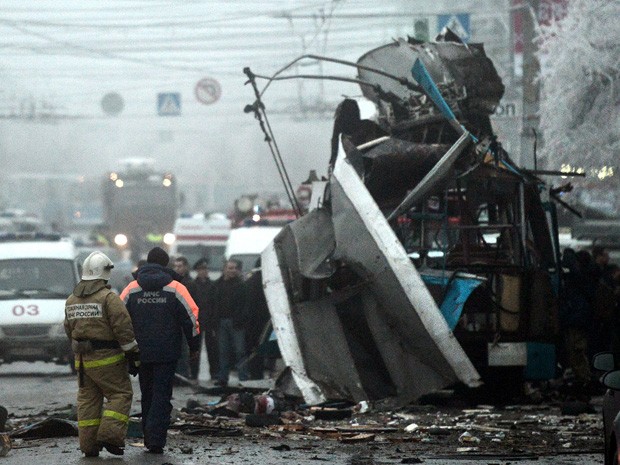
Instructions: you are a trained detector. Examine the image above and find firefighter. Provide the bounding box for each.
[64,251,140,457]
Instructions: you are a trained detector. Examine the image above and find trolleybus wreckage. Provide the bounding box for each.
[244,30,585,406]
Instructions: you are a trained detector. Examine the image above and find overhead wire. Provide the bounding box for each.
[0,19,212,72]
[0,0,422,119]
[0,0,334,28]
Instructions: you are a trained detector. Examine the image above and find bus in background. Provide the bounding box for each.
[169,212,231,278]
[102,158,178,261]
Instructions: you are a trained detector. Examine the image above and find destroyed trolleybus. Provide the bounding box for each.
[256,33,564,405]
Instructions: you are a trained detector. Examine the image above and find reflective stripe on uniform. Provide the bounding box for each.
[164,281,200,336]
[78,418,101,427]
[120,340,138,351]
[103,409,129,423]
[120,280,142,304]
[74,353,125,369]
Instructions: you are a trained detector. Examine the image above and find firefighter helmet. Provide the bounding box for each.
[81,251,115,281]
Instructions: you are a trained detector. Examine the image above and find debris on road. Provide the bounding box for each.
[8,418,77,439]
[0,433,11,457]
[167,389,604,456]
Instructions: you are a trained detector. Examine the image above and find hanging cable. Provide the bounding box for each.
[250,72,380,88]
[259,53,423,98]
[243,67,302,218]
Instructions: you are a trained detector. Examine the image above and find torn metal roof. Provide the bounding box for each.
[260,32,560,406]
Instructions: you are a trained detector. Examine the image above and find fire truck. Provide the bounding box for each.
[102,158,177,260]
[231,193,297,228]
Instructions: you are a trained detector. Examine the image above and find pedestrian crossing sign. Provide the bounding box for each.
[157,92,181,116]
[438,13,471,42]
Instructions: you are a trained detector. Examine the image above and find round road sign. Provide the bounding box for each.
[195,78,222,105]
[101,92,124,116]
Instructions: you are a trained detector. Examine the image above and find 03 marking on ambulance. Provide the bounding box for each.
[12,304,39,316]
[11,305,39,316]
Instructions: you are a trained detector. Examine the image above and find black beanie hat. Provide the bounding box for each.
[147,247,169,267]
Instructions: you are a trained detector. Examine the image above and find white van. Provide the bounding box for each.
[225,226,282,275]
[0,234,79,371]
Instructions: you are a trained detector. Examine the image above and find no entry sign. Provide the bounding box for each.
[195,77,222,105]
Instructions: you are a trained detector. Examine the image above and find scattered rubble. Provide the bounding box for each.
[0,433,10,457]
[166,389,604,457]
[9,418,77,439]
[0,390,605,459]
[2,391,603,463]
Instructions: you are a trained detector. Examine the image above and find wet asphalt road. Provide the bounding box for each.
[0,359,606,465]
[0,435,606,465]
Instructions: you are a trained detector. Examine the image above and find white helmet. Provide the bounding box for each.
[81,251,115,281]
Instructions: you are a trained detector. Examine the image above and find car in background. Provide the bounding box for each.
[0,233,80,372]
[225,226,282,277]
[593,352,620,465]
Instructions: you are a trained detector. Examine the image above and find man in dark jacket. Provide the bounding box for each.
[212,259,248,386]
[120,247,200,454]
[559,248,594,399]
[172,256,198,380]
[244,259,271,379]
[193,258,218,380]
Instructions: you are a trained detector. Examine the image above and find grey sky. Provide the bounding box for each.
[0,0,482,211]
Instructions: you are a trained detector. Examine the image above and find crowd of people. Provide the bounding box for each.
[559,245,620,400]
[125,250,271,386]
[170,254,271,386]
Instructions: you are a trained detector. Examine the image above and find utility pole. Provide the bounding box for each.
[520,0,541,169]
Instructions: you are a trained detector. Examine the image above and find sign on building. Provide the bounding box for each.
[157,93,181,116]
[493,101,519,118]
[437,13,471,42]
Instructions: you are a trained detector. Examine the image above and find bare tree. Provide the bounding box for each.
[537,0,620,168]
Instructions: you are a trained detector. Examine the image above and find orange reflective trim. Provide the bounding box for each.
[120,280,141,303]
[165,281,200,336]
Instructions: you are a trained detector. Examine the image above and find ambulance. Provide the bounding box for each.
[0,233,79,371]
[169,213,231,278]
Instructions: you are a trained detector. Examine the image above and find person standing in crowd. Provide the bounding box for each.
[592,246,612,282]
[120,247,200,454]
[244,258,271,380]
[64,251,140,457]
[559,248,595,400]
[172,256,198,380]
[610,265,620,367]
[173,255,197,294]
[211,259,248,386]
[589,246,617,358]
[193,258,219,380]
